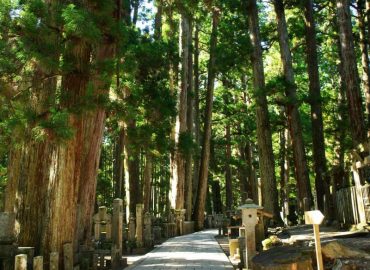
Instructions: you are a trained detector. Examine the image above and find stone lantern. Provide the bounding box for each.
[238,199,263,269]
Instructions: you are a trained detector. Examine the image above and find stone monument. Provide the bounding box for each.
[93,206,112,240]
[238,199,262,269]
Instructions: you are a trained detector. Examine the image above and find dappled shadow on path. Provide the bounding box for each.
[127,230,233,269]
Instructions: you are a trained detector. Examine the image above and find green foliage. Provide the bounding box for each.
[62,4,101,41]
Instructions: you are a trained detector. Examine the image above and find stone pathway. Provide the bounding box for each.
[125,229,234,270]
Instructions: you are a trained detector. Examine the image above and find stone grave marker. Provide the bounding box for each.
[174,209,186,236]
[238,199,262,269]
[143,212,152,247]
[136,204,144,247]
[14,254,27,270]
[93,207,112,241]
[152,226,162,244]
[112,199,123,255]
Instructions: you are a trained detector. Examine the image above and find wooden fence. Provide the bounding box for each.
[335,184,370,225]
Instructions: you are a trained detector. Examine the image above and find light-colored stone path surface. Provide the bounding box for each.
[126,229,234,270]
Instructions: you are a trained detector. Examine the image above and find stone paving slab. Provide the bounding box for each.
[125,229,234,270]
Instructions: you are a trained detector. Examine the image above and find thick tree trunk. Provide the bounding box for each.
[154,0,163,40]
[247,0,281,221]
[132,0,139,26]
[170,11,190,210]
[124,120,141,219]
[245,141,258,203]
[357,0,370,126]
[167,4,180,211]
[192,23,201,207]
[113,128,125,199]
[211,181,222,214]
[225,124,233,210]
[193,9,219,230]
[143,153,153,213]
[238,138,249,204]
[5,30,115,265]
[279,120,290,219]
[336,0,367,146]
[185,16,194,221]
[273,0,313,211]
[303,0,331,215]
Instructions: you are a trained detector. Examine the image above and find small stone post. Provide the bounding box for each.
[136,204,144,247]
[50,252,59,270]
[63,243,73,270]
[238,199,262,269]
[33,256,43,270]
[15,254,27,270]
[112,199,123,255]
[128,215,136,242]
[174,209,186,236]
[143,212,152,247]
[215,214,223,236]
[112,199,123,270]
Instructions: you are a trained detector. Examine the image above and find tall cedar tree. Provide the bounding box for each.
[303,0,331,216]
[336,0,367,146]
[193,7,219,230]
[5,0,118,262]
[273,0,313,210]
[247,0,281,221]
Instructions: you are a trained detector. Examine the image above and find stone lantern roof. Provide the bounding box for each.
[237,198,263,210]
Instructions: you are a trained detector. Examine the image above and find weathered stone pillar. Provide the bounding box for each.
[50,252,59,270]
[15,254,27,270]
[112,199,123,270]
[33,256,43,270]
[112,199,123,255]
[63,243,73,270]
[135,204,144,247]
[174,209,186,236]
[128,215,136,242]
[143,212,152,247]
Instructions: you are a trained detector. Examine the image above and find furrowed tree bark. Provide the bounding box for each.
[245,141,258,203]
[166,3,180,211]
[247,0,281,221]
[170,10,190,210]
[114,128,125,199]
[193,8,219,230]
[154,0,163,40]
[336,0,367,146]
[225,123,233,210]
[273,0,313,211]
[124,121,141,218]
[192,23,201,207]
[211,181,222,214]
[303,0,331,216]
[5,4,117,263]
[132,0,139,26]
[143,153,153,213]
[357,0,370,126]
[279,118,290,222]
[185,16,194,221]
[237,134,249,204]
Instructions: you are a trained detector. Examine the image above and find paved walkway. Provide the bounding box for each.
[126,229,234,270]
